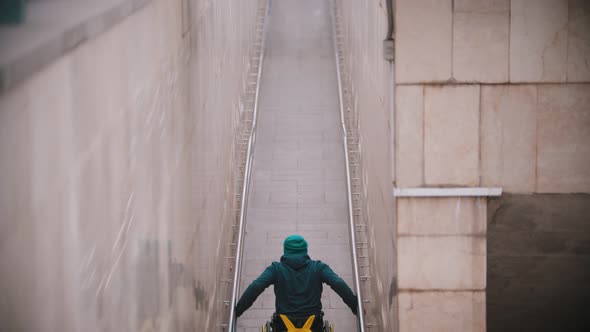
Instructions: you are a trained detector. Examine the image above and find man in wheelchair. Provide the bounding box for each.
[235,235,358,332]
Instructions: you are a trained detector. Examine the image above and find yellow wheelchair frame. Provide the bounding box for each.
[261,315,334,332]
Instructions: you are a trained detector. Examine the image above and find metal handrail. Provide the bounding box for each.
[330,1,366,331]
[227,1,269,331]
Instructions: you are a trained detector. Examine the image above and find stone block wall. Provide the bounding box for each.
[396,0,590,192]
[0,0,261,330]
[395,0,590,331]
[397,197,487,331]
[338,0,590,331]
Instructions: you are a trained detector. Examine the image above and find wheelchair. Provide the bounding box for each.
[261,314,334,332]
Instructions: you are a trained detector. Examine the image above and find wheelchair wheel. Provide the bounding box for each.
[323,320,334,332]
[261,320,272,332]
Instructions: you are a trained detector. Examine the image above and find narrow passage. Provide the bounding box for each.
[237,0,357,331]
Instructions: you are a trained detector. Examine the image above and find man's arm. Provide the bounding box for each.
[320,263,358,315]
[235,264,275,317]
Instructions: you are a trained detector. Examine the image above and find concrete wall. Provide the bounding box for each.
[338,0,590,331]
[335,0,397,330]
[0,0,261,330]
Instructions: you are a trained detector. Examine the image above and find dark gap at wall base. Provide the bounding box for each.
[487,193,590,332]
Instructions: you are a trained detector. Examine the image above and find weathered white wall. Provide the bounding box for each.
[0,0,261,330]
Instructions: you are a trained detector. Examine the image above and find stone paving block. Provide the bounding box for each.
[272,169,324,182]
[297,180,346,193]
[322,147,345,161]
[252,180,297,193]
[510,0,568,82]
[323,190,346,204]
[297,189,324,201]
[481,85,537,192]
[244,259,272,277]
[298,194,332,208]
[270,139,299,151]
[296,223,348,234]
[297,207,348,223]
[298,148,323,161]
[322,168,346,180]
[240,306,273,319]
[272,150,299,162]
[246,222,298,235]
[398,291,486,332]
[297,158,323,170]
[397,197,486,236]
[258,157,298,172]
[249,190,270,208]
[395,85,424,187]
[567,0,590,82]
[242,243,283,259]
[251,169,272,182]
[453,3,509,82]
[247,207,297,223]
[537,84,590,193]
[326,228,351,245]
[296,182,326,193]
[398,236,486,290]
[269,190,298,206]
[396,0,452,83]
[424,85,480,186]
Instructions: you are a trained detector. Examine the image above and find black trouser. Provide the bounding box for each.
[271,312,324,332]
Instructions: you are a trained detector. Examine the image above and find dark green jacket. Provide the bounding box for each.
[235,254,358,317]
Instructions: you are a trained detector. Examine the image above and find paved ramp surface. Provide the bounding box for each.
[237,0,357,331]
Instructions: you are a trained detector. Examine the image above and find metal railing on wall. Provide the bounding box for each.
[330,1,366,331]
[226,1,270,331]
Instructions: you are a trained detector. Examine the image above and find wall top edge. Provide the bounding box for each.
[0,0,152,95]
[394,187,503,197]
[395,82,590,87]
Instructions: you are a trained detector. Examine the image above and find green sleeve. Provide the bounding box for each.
[320,263,358,315]
[235,264,275,317]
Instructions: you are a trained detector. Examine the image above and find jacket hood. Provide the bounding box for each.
[280,254,311,270]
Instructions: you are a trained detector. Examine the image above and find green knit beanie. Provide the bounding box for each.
[283,234,308,256]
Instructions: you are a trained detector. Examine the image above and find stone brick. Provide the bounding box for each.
[396,0,452,83]
[454,0,510,13]
[397,197,486,236]
[453,5,509,82]
[395,85,423,187]
[537,84,590,193]
[424,85,480,186]
[510,0,568,82]
[398,291,486,332]
[398,236,486,290]
[481,85,537,192]
[567,0,590,82]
